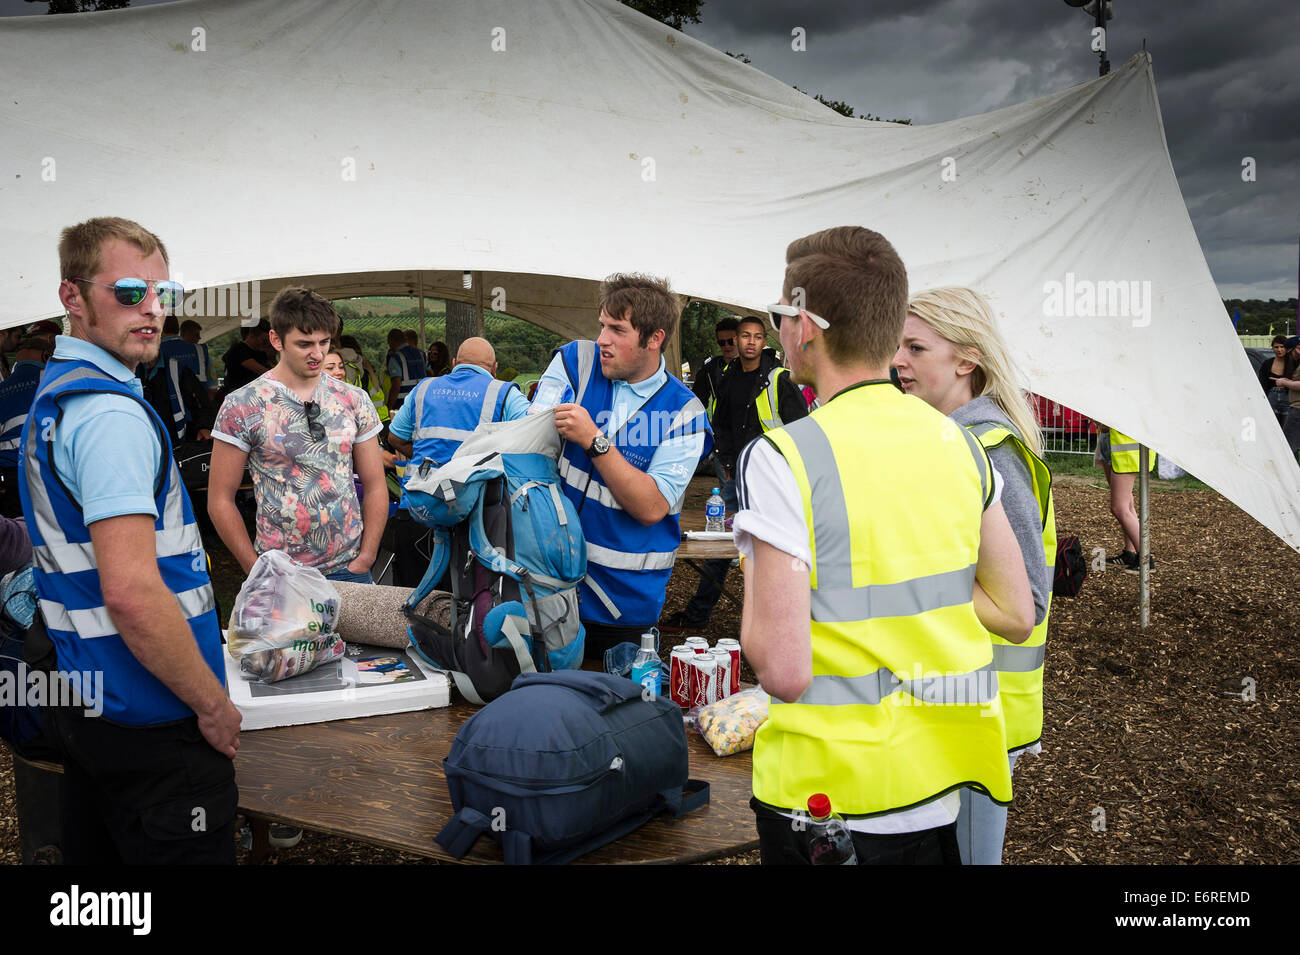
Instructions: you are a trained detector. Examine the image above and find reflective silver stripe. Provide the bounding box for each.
[167,357,185,421]
[664,398,707,439]
[0,436,21,451]
[1,413,26,434]
[586,541,676,571]
[958,424,990,505]
[411,378,429,433]
[991,643,1045,672]
[39,598,115,638]
[176,583,216,618]
[557,455,622,511]
[195,346,209,383]
[411,424,475,442]
[811,563,978,622]
[1111,442,1140,453]
[573,341,596,401]
[479,378,507,425]
[780,418,852,590]
[797,662,999,707]
[39,581,214,639]
[757,367,784,431]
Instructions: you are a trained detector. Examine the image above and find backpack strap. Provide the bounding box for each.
[435,806,495,858]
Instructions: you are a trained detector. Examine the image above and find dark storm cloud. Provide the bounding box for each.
[689,0,1300,299]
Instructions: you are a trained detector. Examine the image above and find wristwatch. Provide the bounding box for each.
[586,434,611,458]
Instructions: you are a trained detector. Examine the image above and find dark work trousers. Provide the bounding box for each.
[581,621,655,663]
[752,799,962,865]
[680,478,739,624]
[52,704,238,865]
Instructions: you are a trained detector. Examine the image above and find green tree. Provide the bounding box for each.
[620,0,703,30]
[26,0,130,12]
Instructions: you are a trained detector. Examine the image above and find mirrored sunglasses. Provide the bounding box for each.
[74,277,184,309]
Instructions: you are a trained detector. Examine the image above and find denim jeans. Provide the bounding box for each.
[326,568,374,585]
[682,479,739,623]
[955,750,1021,865]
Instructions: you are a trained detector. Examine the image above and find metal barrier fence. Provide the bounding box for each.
[1033,394,1097,456]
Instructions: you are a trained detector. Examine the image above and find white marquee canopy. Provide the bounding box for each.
[3,0,1297,549]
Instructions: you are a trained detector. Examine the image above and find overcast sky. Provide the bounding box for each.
[4,0,1296,301]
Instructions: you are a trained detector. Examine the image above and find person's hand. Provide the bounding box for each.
[553,403,600,448]
[197,697,243,758]
[347,552,375,575]
[197,428,212,441]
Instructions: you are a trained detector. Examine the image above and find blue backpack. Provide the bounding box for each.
[402,414,587,704]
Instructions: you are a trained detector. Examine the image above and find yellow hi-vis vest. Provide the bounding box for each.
[345,359,390,423]
[754,381,1014,816]
[1107,427,1155,474]
[754,366,792,432]
[969,423,1055,753]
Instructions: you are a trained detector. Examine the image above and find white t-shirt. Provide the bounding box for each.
[734,436,1003,834]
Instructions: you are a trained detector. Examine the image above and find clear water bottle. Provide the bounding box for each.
[630,630,661,699]
[807,793,857,865]
[705,487,726,533]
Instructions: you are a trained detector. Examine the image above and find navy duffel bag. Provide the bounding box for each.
[434,670,709,864]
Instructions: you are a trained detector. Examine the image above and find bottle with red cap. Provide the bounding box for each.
[806,793,857,865]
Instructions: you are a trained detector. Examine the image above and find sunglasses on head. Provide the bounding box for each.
[766,304,829,333]
[303,401,326,442]
[74,277,184,310]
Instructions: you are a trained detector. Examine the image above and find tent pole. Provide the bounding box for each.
[1138,445,1150,628]
[474,271,484,330]
[419,274,426,351]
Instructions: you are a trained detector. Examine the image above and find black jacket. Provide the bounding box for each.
[713,349,808,471]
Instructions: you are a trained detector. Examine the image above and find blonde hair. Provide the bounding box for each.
[906,287,1042,456]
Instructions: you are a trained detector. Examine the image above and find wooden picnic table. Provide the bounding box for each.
[676,512,742,609]
[235,701,758,864]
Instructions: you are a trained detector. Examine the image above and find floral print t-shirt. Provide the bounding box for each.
[213,372,382,576]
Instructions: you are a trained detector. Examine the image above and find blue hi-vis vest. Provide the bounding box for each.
[555,341,713,627]
[156,335,204,426]
[391,345,427,402]
[0,362,42,468]
[401,366,517,509]
[19,358,225,725]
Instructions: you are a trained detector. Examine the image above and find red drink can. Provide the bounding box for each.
[689,655,718,708]
[717,638,741,696]
[669,646,694,708]
[711,648,732,700]
[685,637,710,655]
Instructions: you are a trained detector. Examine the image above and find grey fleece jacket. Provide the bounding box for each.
[950,396,1050,627]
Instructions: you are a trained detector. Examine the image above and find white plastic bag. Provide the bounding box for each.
[227,550,344,683]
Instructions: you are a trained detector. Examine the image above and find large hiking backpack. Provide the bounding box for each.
[402,413,587,704]
[434,670,709,864]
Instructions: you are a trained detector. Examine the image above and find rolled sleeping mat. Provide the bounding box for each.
[331,581,452,649]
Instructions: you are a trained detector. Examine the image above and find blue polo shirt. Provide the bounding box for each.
[47,336,163,524]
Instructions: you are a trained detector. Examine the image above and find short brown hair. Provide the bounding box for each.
[599,273,680,348]
[59,217,169,284]
[268,286,338,339]
[783,226,908,367]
